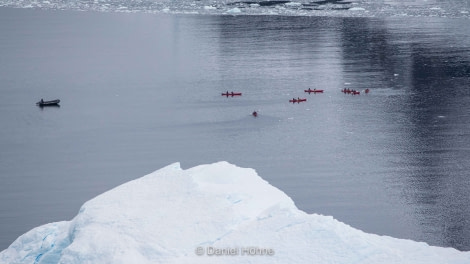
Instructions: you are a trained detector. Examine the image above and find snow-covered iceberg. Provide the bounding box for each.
[1,162,469,264]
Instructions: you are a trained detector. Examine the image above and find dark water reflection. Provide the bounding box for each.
[405,22,470,249]
[344,18,470,249]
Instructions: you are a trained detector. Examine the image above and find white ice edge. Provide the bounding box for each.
[1,161,469,264]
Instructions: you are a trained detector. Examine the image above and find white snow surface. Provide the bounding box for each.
[1,162,469,264]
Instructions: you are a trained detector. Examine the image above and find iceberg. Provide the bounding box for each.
[1,162,469,264]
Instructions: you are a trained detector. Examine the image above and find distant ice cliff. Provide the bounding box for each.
[0,0,470,18]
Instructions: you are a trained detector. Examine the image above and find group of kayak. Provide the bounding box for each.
[222,87,369,117]
[341,88,369,95]
[289,88,324,103]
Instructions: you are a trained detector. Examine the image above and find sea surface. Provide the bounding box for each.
[0,2,470,251]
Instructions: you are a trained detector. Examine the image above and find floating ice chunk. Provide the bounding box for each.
[349,7,366,11]
[285,2,301,7]
[227,7,242,14]
[204,5,216,10]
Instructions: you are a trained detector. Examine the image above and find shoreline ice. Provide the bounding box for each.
[1,162,469,263]
[0,0,469,18]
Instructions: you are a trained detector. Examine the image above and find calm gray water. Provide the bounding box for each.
[1,7,469,251]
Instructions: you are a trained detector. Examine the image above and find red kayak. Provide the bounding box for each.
[221,92,242,97]
[304,88,324,93]
[289,98,307,103]
[342,89,360,95]
[252,111,258,117]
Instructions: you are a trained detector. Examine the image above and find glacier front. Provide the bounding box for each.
[1,162,469,264]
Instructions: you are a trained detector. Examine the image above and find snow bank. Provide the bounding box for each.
[1,162,469,264]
